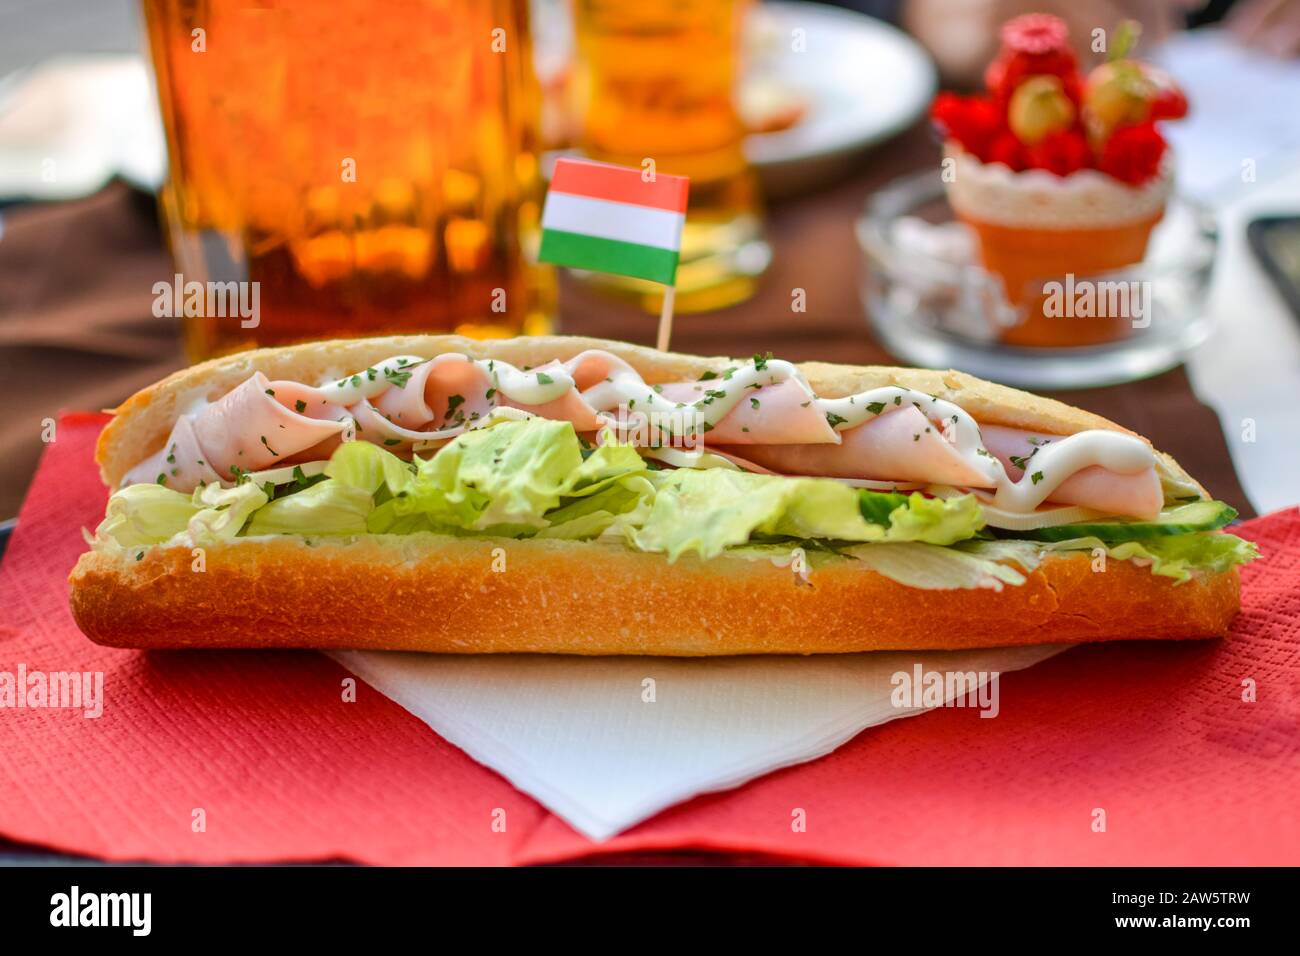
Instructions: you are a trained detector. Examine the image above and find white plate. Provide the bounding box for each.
[0,56,165,201]
[745,2,937,192]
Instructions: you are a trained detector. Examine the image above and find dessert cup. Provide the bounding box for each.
[945,146,1173,348]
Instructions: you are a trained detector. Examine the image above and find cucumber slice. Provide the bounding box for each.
[1006,499,1236,543]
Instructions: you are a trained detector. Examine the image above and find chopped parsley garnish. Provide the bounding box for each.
[295,399,307,413]
[384,367,413,389]
[826,412,848,428]
[264,388,275,397]
[750,397,761,410]
[698,371,719,381]
[383,438,401,446]
[1031,471,1045,485]
[866,401,887,415]
[156,473,167,485]
[444,394,465,419]
[536,372,554,385]
[485,387,496,400]
[1009,446,1042,471]
[753,352,772,372]
[260,435,278,456]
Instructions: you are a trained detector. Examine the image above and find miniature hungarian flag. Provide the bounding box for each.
[539,158,690,285]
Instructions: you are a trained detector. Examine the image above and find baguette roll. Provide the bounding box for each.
[71,335,1243,654]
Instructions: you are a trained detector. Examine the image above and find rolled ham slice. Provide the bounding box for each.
[500,356,607,431]
[979,425,1163,520]
[121,414,222,489]
[191,372,349,478]
[651,379,839,445]
[716,405,992,487]
[399,353,494,428]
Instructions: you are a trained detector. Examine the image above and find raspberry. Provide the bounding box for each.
[987,131,1028,172]
[1025,129,1091,176]
[1097,122,1167,185]
[1149,84,1188,121]
[930,93,1004,161]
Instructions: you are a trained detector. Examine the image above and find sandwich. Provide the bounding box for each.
[69,334,1257,655]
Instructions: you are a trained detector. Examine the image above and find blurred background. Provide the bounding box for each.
[1,0,1299,523]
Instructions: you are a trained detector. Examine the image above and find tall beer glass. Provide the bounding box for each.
[142,0,555,359]
[571,0,769,311]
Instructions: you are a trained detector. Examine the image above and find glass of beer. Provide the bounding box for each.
[570,0,769,312]
[142,0,555,360]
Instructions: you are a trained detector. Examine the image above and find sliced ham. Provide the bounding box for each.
[121,414,222,489]
[405,354,494,428]
[191,371,348,478]
[978,424,1163,520]
[348,398,465,449]
[121,349,1165,525]
[648,379,838,445]
[716,406,992,487]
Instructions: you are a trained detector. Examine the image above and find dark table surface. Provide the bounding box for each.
[0,120,1254,865]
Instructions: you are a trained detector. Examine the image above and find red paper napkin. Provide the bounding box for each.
[1,414,1298,865]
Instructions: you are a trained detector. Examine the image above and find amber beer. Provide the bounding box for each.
[142,0,554,360]
[571,0,768,311]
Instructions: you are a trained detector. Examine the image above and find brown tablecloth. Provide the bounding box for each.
[0,122,1253,520]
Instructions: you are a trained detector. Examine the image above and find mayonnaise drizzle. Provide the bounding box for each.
[241,351,1159,514]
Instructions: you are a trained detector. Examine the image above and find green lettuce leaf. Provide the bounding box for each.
[325,440,416,496]
[864,490,986,545]
[92,483,201,548]
[244,479,372,537]
[1036,532,1259,583]
[844,541,1033,590]
[186,482,269,543]
[536,474,657,540]
[631,471,984,561]
[333,420,652,538]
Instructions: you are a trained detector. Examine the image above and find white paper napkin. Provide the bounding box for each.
[330,644,1066,841]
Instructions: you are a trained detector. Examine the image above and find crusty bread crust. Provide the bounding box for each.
[69,534,1239,655]
[93,334,1203,494]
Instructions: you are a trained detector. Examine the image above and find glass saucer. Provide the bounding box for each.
[855,170,1218,389]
